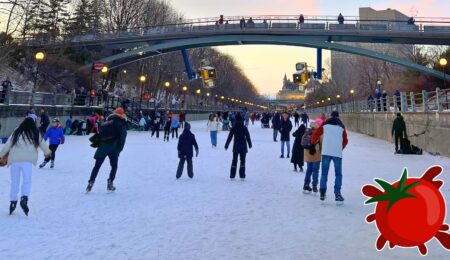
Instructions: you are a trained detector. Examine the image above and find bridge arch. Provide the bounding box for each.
[93,34,449,80]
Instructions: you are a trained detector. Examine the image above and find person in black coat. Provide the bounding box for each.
[279,112,293,158]
[176,123,199,179]
[163,118,171,142]
[291,124,306,172]
[392,113,407,153]
[87,108,128,192]
[151,113,161,138]
[39,110,50,135]
[225,113,252,180]
[271,112,281,142]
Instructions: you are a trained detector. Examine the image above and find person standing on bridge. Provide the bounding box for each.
[299,14,305,24]
[279,112,293,158]
[240,17,246,29]
[338,13,344,24]
[271,112,281,142]
[392,113,407,153]
[311,111,348,203]
[225,113,252,180]
[86,108,127,193]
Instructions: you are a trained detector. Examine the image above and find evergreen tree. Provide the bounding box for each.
[66,0,91,35]
[88,0,104,33]
[39,0,71,38]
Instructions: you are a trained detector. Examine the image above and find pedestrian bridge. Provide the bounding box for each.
[25,15,450,80]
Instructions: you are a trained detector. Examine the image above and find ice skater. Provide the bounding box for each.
[225,113,252,180]
[86,108,128,193]
[171,117,180,139]
[176,123,199,179]
[279,112,293,158]
[207,114,221,147]
[302,119,323,194]
[0,117,51,215]
[163,118,171,142]
[311,111,348,204]
[291,122,306,172]
[40,118,65,169]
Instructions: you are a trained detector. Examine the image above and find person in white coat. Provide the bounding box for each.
[207,114,221,147]
[0,117,51,216]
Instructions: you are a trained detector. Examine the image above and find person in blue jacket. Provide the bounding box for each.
[176,123,199,179]
[40,118,65,168]
[65,116,73,135]
[171,117,180,139]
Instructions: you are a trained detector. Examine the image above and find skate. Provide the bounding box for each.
[39,161,48,168]
[299,167,304,173]
[240,178,245,181]
[320,191,326,201]
[287,155,290,159]
[303,185,312,194]
[107,179,116,192]
[9,201,17,215]
[280,155,284,158]
[312,185,318,193]
[86,181,94,193]
[335,195,345,206]
[50,161,54,168]
[20,196,29,216]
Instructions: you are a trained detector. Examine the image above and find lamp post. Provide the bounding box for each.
[139,75,146,110]
[440,58,447,89]
[182,86,188,109]
[350,89,355,112]
[100,66,108,106]
[196,89,201,107]
[336,94,341,111]
[164,81,170,109]
[31,51,45,107]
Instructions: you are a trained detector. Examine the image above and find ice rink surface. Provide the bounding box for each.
[0,120,449,260]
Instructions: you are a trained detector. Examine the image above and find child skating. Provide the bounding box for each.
[40,118,65,169]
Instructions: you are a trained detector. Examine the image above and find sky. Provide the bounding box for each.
[169,0,450,95]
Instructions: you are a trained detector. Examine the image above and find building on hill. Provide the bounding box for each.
[276,74,305,100]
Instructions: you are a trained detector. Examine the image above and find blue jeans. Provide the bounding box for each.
[210,131,218,146]
[281,141,290,156]
[320,155,343,195]
[304,161,320,186]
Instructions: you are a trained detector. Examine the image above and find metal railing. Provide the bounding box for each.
[20,15,450,46]
[306,88,450,114]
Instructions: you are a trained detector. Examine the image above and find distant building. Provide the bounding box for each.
[276,74,305,100]
[331,7,414,94]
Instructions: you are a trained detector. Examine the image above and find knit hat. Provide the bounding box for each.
[315,118,324,127]
[331,111,339,118]
[185,122,191,131]
[52,118,60,123]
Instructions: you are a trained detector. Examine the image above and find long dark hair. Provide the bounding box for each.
[11,117,40,148]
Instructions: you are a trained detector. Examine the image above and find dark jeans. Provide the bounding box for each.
[45,144,59,162]
[89,155,119,183]
[304,161,320,186]
[320,155,343,195]
[176,157,193,178]
[164,129,170,140]
[151,127,160,138]
[171,128,178,138]
[394,134,402,151]
[231,152,246,179]
[273,128,278,141]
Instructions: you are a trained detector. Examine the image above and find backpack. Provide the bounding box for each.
[99,119,120,142]
[301,129,313,147]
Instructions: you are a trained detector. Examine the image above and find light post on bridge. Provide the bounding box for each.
[350,89,355,112]
[100,66,108,106]
[31,51,45,108]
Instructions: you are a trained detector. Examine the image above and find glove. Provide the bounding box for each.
[309,145,316,156]
[196,150,199,157]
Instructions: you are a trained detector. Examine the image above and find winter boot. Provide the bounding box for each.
[39,161,48,168]
[107,179,116,192]
[20,196,29,216]
[280,155,284,158]
[9,201,17,215]
[320,190,326,201]
[312,185,318,193]
[299,167,304,173]
[293,165,298,172]
[335,194,345,206]
[287,154,290,159]
[303,185,312,194]
[86,181,94,193]
[50,160,55,168]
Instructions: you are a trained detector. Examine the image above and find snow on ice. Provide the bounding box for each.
[0,121,449,259]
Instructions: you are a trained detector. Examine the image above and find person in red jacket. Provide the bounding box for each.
[311,111,348,203]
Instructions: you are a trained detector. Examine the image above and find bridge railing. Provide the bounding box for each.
[20,15,450,46]
[306,87,450,114]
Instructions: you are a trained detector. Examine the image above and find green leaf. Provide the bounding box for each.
[375,179,396,193]
[398,168,408,191]
[403,181,420,193]
[365,194,392,204]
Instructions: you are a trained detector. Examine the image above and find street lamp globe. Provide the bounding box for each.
[139,75,146,83]
[336,94,341,99]
[101,66,108,73]
[350,89,355,95]
[35,52,45,61]
[377,80,382,85]
[439,58,448,67]
[164,81,170,87]
[220,96,225,100]
[196,89,201,94]
[206,93,210,97]
[327,97,331,101]
[123,70,127,74]
[182,86,188,91]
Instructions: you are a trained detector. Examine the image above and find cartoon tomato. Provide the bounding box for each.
[362,166,450,255]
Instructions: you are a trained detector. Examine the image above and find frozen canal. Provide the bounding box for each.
[0,120,449,260]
